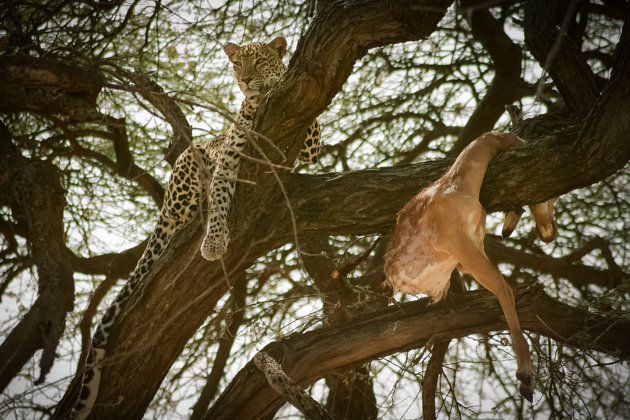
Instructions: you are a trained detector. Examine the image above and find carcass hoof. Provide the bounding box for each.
[516,371,534,402]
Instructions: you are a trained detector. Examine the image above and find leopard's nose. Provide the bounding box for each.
[241,76,252,85]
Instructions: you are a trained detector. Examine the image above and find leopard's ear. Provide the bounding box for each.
[223,42,241,61]
[267,37,287,58]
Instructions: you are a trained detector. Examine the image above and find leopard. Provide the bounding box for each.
[70,36,321,420]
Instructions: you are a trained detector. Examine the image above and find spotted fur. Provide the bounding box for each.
[71,36,321,419]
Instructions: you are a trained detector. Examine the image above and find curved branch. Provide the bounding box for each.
[484,235,624,290]
[52,118,166,207]
[206,284,630,419]
[69,136,165,207]
[105,117,165,206]
[125,70,193,167]
[65,239,146,278]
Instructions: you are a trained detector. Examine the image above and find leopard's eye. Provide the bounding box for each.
[232,59,242,67]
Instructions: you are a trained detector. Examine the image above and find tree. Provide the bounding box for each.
[1,0,629,419]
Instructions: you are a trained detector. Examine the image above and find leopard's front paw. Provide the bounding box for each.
[200,223,229,261]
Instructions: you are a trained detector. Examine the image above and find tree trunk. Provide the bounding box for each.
[0,128,74,391]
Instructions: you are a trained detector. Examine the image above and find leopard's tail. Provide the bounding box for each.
[71,214,177,419]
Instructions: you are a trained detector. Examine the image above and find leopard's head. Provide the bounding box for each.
[224,37,288,97]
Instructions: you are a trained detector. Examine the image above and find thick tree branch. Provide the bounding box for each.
[0,55,104,121]
[206,284,630,419]
[0,127,74,391]
[281,10,628,242]
[287,30,630,237]
[125,71,193,167]
[0,55,102,101]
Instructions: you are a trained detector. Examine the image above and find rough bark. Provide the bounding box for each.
[0,55,102,101]
[65,240,146,278]
[206,284,630,419]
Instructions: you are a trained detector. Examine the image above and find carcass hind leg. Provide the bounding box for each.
[438,234,535,401]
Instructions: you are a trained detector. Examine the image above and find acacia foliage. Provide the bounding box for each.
[0,1,629,419]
